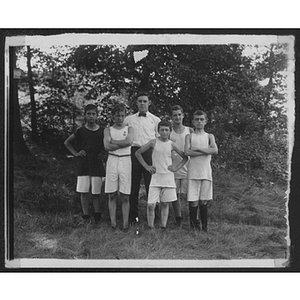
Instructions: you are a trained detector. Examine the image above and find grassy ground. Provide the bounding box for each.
[13,148,288,261]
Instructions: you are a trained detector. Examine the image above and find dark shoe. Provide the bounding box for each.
[94,212,101,224]
[175,216,183,227]
[79,215,91,226]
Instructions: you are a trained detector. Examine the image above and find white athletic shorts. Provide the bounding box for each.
[148,186,177,204]
[105,154,131,195]
[187,179,213,202]
[175,178,188,194]
[76,176,103,194]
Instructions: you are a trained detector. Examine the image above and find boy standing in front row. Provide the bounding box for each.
[135,120,188,229]
[170,105,193,226]
[103,103,134,231]
[64,104,106,225]
[185,110,218,232]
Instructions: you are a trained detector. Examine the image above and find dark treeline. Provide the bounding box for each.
[14,43,289,182]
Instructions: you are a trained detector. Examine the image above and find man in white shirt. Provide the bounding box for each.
[124,91,161,225]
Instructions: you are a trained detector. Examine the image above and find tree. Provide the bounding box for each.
[26,46,38,142]
[10,47,30,156]
[16,42,289,179]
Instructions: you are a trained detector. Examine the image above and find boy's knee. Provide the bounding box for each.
[147,203,156,211]
[109,192,118,200]
[189,201,198,208]
[199,200,208,206]
[160,202,168,208]
[120,193,129,203]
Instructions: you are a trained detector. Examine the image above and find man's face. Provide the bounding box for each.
[85,109,97,123]
[192,114,207,129]
[113,110,126,126]
[137,95,150,113]
[171,109,184,125]
[158,125,171,139]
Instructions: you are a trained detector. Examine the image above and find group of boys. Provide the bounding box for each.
[64,92,218,232]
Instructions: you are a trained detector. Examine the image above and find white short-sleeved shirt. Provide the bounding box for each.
[124,112,161,147]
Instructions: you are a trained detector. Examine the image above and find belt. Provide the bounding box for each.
[109,153,131,157]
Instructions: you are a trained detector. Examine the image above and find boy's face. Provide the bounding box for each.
[171,109,184,125]
[113,110,126,126]
[158,125,171,140]
[192,114,207,129]
[85,109,97,123]
[137,95,150,113]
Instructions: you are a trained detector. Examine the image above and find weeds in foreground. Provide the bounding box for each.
[13,153,288,260]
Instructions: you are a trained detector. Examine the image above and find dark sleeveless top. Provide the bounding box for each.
[74,126,106,177]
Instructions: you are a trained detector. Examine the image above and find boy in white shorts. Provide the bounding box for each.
[170,105,193,226]
[104,103,134,231]
[135,120,188,229]
[64,104,106,224]
[185,110,218,231]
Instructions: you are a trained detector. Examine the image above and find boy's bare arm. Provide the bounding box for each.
[64,134,86,157]
[135,140,156,174]
[103,128,120,151]
[169,143,188,172]
[110,127,134,147]
[193,134,218,155]
[184,134,205,157]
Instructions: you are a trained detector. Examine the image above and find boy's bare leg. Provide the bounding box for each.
[160,202,169,228]
[120,193,130,229]
[81,193,90,215]
[147,203,156,228]
[108,192,117,228]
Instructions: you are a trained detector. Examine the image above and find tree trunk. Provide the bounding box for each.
[10,47,30,156]
[26,46,38,142]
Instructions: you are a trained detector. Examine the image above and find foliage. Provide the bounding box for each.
[17,42,290,180]
[14,153,78,213]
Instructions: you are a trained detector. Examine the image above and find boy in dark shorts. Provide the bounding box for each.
[64,104,106,224]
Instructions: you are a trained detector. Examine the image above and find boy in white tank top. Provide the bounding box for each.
[170,105,193,227]
[103,103,134,231]
[185,110,218,231]
[135,120,188,229]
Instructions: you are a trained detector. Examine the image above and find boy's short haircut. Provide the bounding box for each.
[158,120,172,131]
[193,110,207,120]
[170,105,184,115]
[112,103,127,115]
[84,104,98,114]
[136,91,150,99]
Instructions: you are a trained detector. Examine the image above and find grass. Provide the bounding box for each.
[12,148,288,262]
